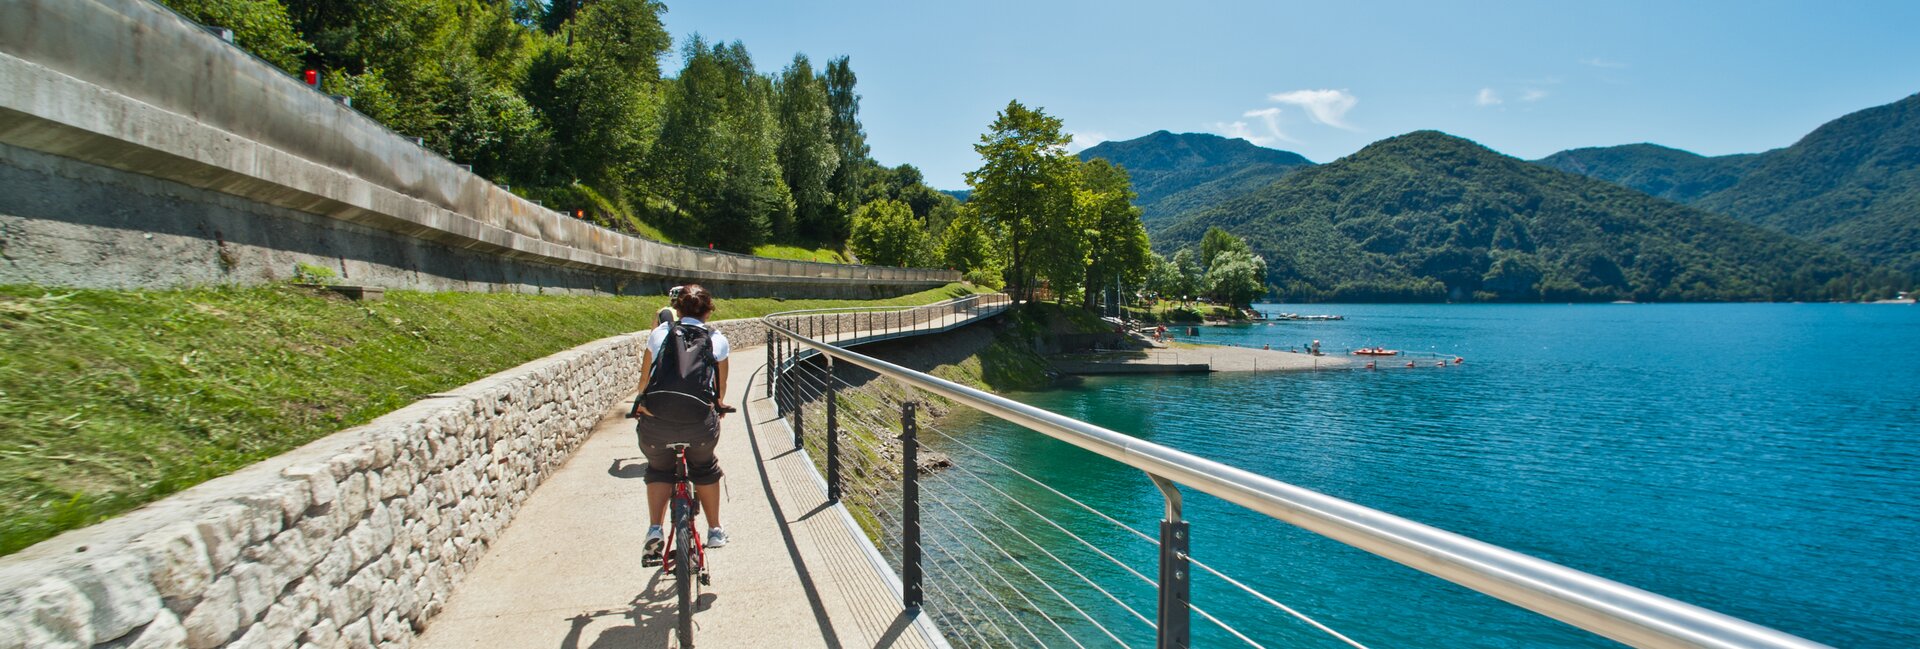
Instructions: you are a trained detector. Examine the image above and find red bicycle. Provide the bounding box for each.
[640,441,709,646]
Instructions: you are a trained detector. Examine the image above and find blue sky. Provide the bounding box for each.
[661,0,1920,189]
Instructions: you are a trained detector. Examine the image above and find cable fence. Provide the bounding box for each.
[762,300,1828,649]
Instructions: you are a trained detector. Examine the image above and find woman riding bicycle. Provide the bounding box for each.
[631,284,733,560]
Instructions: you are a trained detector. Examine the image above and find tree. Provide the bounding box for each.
[524,0,669,196]
[849,199,930,267]
[774,54,840,241]
[159,0,313,72]
[823,56,869,224]
[939,209,998,275]
[1205,249,1269,308]
[965,100,1076,302]
[1076,159,1152,311]
[646,37,791,249]
[1172,249,1202,301]
[1199,226,1251,270]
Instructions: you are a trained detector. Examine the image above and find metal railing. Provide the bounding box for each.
[762,300,1831,649]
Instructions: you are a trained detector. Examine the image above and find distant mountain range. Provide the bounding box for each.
[1537,92,1920,275]
[1080,93,1915,301]
[1154,131,1866,302]
[1077,131,1313,227]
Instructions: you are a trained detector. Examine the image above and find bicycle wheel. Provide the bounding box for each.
[674,495,695,647]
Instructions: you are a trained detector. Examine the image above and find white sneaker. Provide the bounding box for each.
[706,527,729,548]
[643,525,664,566]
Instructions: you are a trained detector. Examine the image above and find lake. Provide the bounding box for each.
[915,303,1919,648]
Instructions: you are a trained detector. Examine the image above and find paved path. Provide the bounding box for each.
[415,305,1007,649]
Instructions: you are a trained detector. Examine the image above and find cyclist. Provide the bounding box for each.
[631,284,733,563]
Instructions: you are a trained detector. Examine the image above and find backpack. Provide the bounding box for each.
[639,322,719,423]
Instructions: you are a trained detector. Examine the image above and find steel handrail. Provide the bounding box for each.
[762,309,1830,649]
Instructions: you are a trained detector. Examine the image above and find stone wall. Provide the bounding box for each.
[0,332,655,648]
[0,309,811,649]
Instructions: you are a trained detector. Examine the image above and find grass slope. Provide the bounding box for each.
[0,282,982,554]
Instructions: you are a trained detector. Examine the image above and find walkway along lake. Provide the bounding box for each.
[916,303,1918,648]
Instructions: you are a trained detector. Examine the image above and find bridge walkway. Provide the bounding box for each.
[415,309,995,648]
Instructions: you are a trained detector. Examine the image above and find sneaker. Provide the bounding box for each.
[642,525,664,566]
[705,527,729,548]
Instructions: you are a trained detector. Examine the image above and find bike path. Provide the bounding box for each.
[416,340,947,649]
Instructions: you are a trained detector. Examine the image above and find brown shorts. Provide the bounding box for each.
[633,411,723,485]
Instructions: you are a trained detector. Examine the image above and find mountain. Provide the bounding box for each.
[1159,131,1874,302]
[1536,144,1757,204]
[1539,92,1920,275]
[1078,131,1313,227]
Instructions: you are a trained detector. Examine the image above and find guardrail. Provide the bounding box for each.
[762,302,1830,649]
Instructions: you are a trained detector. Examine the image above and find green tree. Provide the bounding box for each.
[523,0,669,196]
[159,0,314,72]
[1205,249,1269,307]
[1172,249,1201,301]
[938,209,999,275]
[823,56,870,222]
[774,54,841,241]
[849,199,930,267]
[1075,159,1152,311]
[646,37,791,249]
[966,101,1077,302]
[1199,226,1251,270]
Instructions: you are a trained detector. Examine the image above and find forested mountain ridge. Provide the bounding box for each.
[1535,144,1757,203]
[1539,92,1920,275]
[1078,132,1313,227]
[1158,131,1878,302]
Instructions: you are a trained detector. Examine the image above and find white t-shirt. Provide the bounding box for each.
[648,317,730,362]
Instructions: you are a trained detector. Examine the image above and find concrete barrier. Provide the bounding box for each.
[0,0,956,297]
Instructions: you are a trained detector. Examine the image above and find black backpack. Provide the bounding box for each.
[639,323,718,423]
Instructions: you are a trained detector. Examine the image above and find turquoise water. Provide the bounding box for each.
[918,304,1920,648]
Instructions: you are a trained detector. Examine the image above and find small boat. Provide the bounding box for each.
[1352,347,1400,356]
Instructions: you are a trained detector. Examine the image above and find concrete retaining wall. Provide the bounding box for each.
[0,0,955,297]
[0,314,775,648]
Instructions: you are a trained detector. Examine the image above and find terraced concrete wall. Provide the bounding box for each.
[0,316,774,648]
[0,0,955,297]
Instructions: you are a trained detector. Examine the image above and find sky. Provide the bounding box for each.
[660,0,1920,189]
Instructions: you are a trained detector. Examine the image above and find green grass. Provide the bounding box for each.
[749,244,849,264]
[0,282,983,555]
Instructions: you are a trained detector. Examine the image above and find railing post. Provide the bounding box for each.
[901,401,923,610]
[826,359,841,502]
[1150,474,1191,649]
[766,329,775,398]
[792,373,805,449]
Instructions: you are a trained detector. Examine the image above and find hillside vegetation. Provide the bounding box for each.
[0,282,981,555]
[1079,131,1312,227]
[1158,131,1878,302]
[1540,92,1920,276]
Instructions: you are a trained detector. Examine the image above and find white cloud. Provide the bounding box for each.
[1066,131,1109,154]
[1521,88,1549,102]
[1210,117,1283,147]
[1476,87,1502,106]
[1580,57,1627,69]
[1266,89,1359,130]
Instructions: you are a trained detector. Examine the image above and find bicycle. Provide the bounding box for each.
[641,441,710,646]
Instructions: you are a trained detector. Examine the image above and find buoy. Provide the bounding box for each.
[1365,362,1376,370]
[1454,356,1464,364]
[1435,361,1446,367]
[1405,361,1416,368]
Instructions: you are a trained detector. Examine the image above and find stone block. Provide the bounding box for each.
[67,553,164,643]
[96,609,187,649]
[281,465,337,508]
[179,576,239,649]
[0,575,94,648]
[131,523,213,610]
[338,616,374,649]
